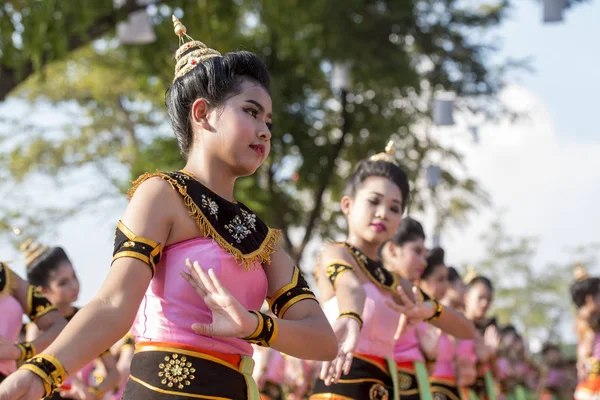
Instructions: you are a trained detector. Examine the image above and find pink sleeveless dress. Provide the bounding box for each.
[132,237,268,354]
[322,282,400,358]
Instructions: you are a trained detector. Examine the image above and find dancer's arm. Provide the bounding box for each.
[34,178,173,374]
[8,273,67,358]
[0,178,175,399]
[261,247,337,361]
[317,244,367,323]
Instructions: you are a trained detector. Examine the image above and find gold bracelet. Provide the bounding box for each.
[337,311,363,330]
[424,300,444,322]
[19,354,68,397]
[243,311,278,347]
[15,341,36,362]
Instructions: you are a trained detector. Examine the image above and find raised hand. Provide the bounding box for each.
[319,317,361,386]
[484,325,500,350]
[385,286,435,339]
[181,259,257,338]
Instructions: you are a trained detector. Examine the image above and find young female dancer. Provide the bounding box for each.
[311,149,474,399]
[310,147,420,400]
[420,247,465,400]
[381,220,474,399]
[0,262,65,383]
[463,274,498,399]
[22,242,119,399]
[0,16,336,400]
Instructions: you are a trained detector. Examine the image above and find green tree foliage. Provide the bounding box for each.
[2,0,522,263]
[471,218,599,343]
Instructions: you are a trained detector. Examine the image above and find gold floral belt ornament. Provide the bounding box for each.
[126,343,260,399]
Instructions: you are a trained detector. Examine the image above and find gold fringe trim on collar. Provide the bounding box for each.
[127,172,281,271]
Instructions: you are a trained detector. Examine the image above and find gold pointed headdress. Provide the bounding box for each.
[463,264,478,284]
[574,262,589,282]
[369,140,398,165]
[172,15,221,81]
[12,227,49,268]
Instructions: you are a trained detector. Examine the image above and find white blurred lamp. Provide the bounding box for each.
[331,62,351,92]
[426,165,441,188]
[117,9,156,45]
[432,232,441,248]
[469,126,479,144]
[543,0,567,23]
[433,96,455,126]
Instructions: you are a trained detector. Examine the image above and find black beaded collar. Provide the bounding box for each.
[342,242,398,291]
[128,171,281,270]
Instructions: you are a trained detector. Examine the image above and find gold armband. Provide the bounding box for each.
[267,266,318,318]
[15,341,36,362]
[424,299,444,322]
[19,354,68,398]
[26,286,57,322]
[243,311,278,347]
[112,220,163,277]
[337,311,363,330]
[325,260,354,288]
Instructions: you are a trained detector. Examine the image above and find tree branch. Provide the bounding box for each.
[294,90,350,265]
[0,0,155,101]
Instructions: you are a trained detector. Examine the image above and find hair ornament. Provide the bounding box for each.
[171,15,221,81]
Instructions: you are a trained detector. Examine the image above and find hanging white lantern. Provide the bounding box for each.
[543,0,566,23]
[117,9,156,45]
[331,62,351,92]
[469,126,479,144]
[426,165,441,188]
[432,232,441,248]
[433,98,454,126]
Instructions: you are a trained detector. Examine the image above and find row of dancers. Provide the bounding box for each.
[0,14,595,400]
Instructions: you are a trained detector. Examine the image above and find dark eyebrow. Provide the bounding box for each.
[370,191,402,204]
[245,99,272,119]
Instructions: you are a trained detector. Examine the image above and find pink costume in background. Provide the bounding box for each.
[132,237,268,354]
[433,332,456,380]
[322,282,399,359]
[0,295,23,376]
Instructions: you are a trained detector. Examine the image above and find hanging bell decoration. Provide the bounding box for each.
[543,0,567,23]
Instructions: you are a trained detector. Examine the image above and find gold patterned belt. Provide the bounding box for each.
[124,342,259,399]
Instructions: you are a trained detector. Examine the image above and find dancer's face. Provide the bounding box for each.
[445,279,465,309]
[195,80,272,177]
[464,282,493,319]
[421,264,449,300]
[39,261,80,306]
[342,176,403,246]
[382,239,427,281]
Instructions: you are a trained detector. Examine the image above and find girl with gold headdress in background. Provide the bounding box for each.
[20,238,119,400]
[0,253,66,384]
[570,264,600,399]
[310,144,475,400]
[0,14,337,400]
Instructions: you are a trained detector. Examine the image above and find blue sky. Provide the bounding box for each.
[2,1,599,345]
[497,1,600,141]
